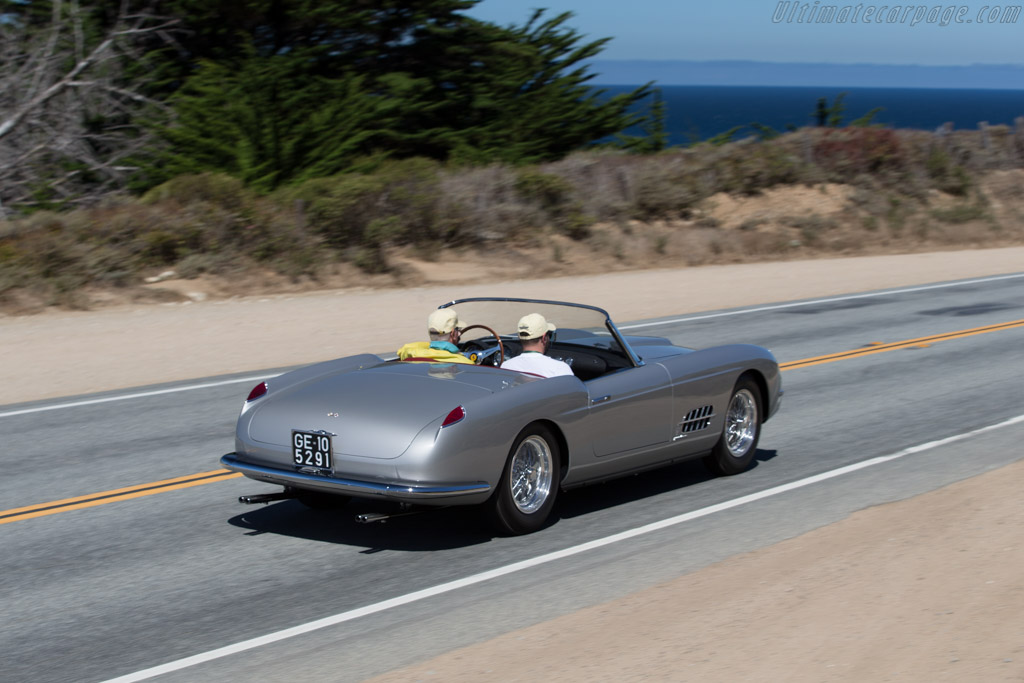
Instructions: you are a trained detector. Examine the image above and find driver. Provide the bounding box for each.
[397,309,475,364]
[500,313,574,378]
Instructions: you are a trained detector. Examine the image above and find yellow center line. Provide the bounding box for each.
[779,318,1024,370]
[0,470,241,525]
[3,316,1023,525]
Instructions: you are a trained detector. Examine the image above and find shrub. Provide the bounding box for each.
[781,214,836,245]
[511,168,595,239]
[930,203,987,224]
[141,230,184,265]
[718,143,802,195]
[514,169,573,209]
[556,206,594,240]
[289,158,444,255]
[926,147,971,196]
[141,173,249,212]
[349,245,388,273]
[813,128,905,181]
[886,195,911,234]
[631,172,701,219]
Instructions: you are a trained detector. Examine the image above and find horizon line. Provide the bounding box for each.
[591,58,1024,69]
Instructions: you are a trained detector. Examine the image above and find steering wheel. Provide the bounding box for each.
[459,324,505,366]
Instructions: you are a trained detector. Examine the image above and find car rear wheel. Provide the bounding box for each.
[489,424,559,535]
[703,376,761,476]
[292,489,351,511]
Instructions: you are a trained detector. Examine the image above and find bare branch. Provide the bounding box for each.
[0,1,179,210]
[26,0,65,101]
[64,81,172,109]
[0,35,116,141]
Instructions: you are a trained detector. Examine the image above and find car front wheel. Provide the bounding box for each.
[704,376,761,476]
[489,424,559,535]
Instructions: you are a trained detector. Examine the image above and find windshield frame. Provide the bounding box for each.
[439,297,644,368]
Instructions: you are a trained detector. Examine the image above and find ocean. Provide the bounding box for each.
[599,85,1024,145]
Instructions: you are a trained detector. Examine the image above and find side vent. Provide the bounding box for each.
[678,404,714,434]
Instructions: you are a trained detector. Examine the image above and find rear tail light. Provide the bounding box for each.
[246,381,268,402]
[441,405,466,427]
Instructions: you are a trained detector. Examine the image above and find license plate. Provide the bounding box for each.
[291,430,332,469]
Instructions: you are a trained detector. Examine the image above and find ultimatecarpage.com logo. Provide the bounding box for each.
[771,2,1021,26]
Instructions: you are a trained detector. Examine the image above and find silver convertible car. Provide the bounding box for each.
[221,298,782,535]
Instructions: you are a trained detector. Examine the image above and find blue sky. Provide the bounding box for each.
[467,0,1023,66]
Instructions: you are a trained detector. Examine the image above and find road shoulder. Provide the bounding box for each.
[3,246,1023,404]
[366,455,1024,682]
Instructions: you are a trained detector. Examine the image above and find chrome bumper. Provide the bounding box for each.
[220,454,492,503]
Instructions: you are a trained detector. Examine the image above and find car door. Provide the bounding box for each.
[585,363,673,457]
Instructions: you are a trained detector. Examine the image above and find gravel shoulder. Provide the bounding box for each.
[3,246,1024,404]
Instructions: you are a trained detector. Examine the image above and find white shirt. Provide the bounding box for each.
[501,351,574,378]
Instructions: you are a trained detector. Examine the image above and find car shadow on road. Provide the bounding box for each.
[227,448,779,549]
[555,448,779,521]
[227,498,494,552]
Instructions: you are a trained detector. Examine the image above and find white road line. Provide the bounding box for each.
[103,412,1024,683]
[618,272,1024,330]
[0,375,280,419]
[7,271,1022,418]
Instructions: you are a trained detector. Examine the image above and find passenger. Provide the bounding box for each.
[397,309,475,364]
[500,313,574,378]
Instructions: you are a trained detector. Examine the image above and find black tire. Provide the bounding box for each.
[489,424,560,535]
[293,489,351,511]
[703,376,762,476]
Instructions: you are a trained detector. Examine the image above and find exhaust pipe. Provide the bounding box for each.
[238,490,295,505]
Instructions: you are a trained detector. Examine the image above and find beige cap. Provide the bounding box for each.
[428,308,464,334]
[517,313,556,340]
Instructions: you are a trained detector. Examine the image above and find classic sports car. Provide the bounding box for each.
[221,298,782,535]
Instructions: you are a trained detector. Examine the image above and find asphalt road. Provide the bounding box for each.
[2,273,1024,683]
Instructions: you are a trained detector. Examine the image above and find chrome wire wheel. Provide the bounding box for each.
[724,388,759,458]
[508,435,554,514]
[704,378,762,477]
[490,425,561,535]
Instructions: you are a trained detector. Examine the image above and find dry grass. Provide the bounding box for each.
[3,124,1024,313]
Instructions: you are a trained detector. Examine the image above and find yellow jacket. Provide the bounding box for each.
[396,341,475,364]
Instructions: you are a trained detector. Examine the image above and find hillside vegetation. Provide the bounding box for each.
[5,2,1023,312]
[3,123,1024,312]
